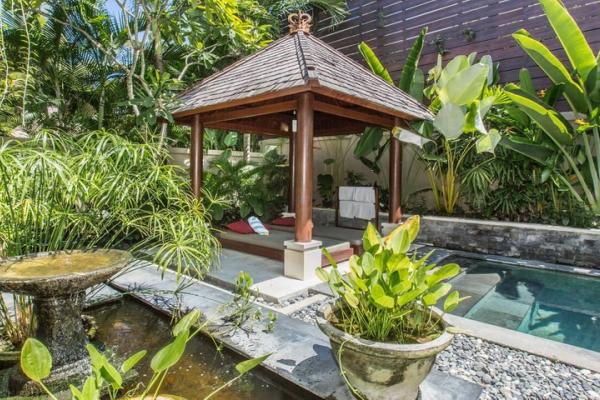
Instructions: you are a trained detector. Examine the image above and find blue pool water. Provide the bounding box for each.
[444,257,600,352]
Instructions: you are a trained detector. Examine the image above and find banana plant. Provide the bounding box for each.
[353,28,428,178]
[502,0,600,214]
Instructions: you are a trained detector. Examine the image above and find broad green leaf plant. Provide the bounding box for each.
[418,53,505,214]
[19,310,270,400]
[316,216,466,343]
[502,0,600,214]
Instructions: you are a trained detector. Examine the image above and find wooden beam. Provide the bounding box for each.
[205,121,289,137]
[314,122,368,136]
[173,87,309,121]
[190,115,204,200]
[196,100,297,124]
[311,86,424,123]
[295,93,314,242]
[389,118,402,223]
[313,100,394,128]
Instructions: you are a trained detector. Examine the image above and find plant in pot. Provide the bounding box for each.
[316,216,465,400]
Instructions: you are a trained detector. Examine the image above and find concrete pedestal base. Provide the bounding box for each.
[284,240,323,281]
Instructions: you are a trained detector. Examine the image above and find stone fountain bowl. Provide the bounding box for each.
[0,250,133,297]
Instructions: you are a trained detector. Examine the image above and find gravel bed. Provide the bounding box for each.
[437,335,600,400]
[255,292,313,309]
[290,297,333,322]
[290,299,600,400]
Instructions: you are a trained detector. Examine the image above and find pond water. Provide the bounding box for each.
[90,299,308,400]
[444,257,600,352]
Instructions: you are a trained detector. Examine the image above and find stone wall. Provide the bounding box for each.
[312,209,600,268]
[416,216,599,268]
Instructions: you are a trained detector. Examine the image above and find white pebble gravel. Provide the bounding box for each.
[290,298,600,400]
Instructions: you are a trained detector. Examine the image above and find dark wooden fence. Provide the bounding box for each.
[313,0,600,90]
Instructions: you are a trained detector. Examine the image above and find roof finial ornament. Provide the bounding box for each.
[288,11,312,35]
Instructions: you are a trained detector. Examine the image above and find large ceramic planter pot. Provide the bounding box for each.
[317,304,454,400]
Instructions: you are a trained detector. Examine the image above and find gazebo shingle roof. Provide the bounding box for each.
[173,31,432,121]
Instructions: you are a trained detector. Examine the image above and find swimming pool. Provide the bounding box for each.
[442,256,600,352]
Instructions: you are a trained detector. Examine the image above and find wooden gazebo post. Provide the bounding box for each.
[284,92,322,280]
[287,130,296,212]
[388,118,402,224]
[294,93,314,242]
[190,114,204,199]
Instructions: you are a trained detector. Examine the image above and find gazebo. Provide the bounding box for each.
[171,13,432,279]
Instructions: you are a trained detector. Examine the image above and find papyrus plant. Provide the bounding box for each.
[0,130,219,346]
[316,216,466,343]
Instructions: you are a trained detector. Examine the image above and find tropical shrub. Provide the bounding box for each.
[0,0,347,138]
[0,129,220,349]
[414,53,506,215]
[0,130,219,275]
[19,309,269,400]
[316,216,465,343]
[502,0,600,216]
[317,173,335,207]
[204,148,288,223]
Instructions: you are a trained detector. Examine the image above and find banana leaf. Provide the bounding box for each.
[539,0,597,80]
[506,85,573,133]
[542,83,564,107]
[519,68,535,95]
[354,127,384,158]
[499,136,555,165]
[439,63,488,106]
[586,61,600,104]
[409,68,425,102]
[513,30,586,112]
[438,55,469,88]
[398,27,428,92]
[476,129,501,153]
[358,42,393,84]
[506,90,573,146]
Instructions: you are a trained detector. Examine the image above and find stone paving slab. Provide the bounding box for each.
[111,263,482,400]
[207,249,349,303]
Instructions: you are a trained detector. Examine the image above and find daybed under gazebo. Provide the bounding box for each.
[171,13,432,280]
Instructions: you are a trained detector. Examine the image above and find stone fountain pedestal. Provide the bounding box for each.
[0,250,132,396]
